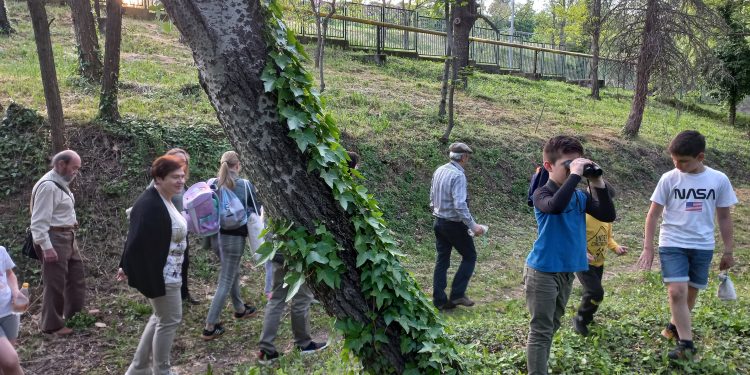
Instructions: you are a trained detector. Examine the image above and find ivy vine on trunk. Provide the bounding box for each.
[161,0,464,373]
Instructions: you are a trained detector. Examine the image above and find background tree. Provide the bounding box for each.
[161,0,463,373]
[311,0,336,92]
[612,0,721,137]
[438,0,452,120]
[68,0,103,81]
[586,0,602,99]
[27,0,66,152]
[1,0,13,35]
[99,0,122,121]
[708,0,750,126]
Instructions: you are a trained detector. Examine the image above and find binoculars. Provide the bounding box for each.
[563,160,604,178]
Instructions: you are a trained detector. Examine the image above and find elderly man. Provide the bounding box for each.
[30,150,85,336]
[430,142,486,311]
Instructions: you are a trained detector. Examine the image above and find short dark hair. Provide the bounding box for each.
[668,130,705,157]
[151,155,186,179]
[543,135,584,164]
[347,151,360,169]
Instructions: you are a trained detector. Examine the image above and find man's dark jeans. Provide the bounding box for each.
[575,265,605,324]
[433,218,476,308]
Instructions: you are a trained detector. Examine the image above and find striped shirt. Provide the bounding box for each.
[430,161,476,228]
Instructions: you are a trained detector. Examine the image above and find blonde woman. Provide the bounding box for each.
[202,151,261,340]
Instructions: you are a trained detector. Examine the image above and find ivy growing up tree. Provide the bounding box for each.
[161,0,464,373]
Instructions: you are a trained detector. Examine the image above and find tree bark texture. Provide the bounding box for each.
[728,94,737,126]
[450,0,478,80]
[99,0,122,121]
[0,0,13,35]
[438,1,451,119]
[68,0,102,81]
[588,0,601,100]
[161,1,418,372]
[623,0,659,137]
[27,0,66,153]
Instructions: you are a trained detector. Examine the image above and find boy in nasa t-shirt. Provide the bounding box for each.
[637,130,738,360]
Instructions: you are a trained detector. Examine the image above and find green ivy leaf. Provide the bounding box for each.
[283,271,305,302]
[271,52,292,70]
[278,106,309,130]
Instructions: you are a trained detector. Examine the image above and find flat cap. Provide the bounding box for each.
[448,142,473,154]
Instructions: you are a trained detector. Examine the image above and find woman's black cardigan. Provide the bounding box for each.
[121,187,172,299]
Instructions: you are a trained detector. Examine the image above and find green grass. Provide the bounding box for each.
[1,3,749,374]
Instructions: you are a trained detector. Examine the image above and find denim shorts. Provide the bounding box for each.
[659,247,713,289]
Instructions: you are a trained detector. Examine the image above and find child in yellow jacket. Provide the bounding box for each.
[571,213,628,336]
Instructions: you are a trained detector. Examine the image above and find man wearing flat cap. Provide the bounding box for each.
[429,142,486,311]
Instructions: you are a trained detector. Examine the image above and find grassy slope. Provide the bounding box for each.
[1,3,749,374]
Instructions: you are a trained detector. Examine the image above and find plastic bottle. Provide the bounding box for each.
[12,283,29,314]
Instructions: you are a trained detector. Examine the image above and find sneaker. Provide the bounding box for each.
[299,341,329,354]
[234,304,258,319]
[201,323,225,341]
[183,294,201,305]
[661,323,679,341]
[572,316,589,337]
[257,349,280,364]
[450,296,475,307]
[668,341,696,360]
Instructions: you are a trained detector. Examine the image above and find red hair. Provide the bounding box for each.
[151,155,186,179]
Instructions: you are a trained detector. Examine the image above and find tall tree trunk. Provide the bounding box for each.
[312,0,321,68]
[622,0,658,137]
[99,0,122,121]
[451,0,478,85]
[28,0,66,153]
[0,0,13,35]
[315,0,335,92]
[94,0,104,32]
[589,0,601,100]
[161,1,462,373]
[728,94,737,126]
[401,0,409,49]
[68,0,103,82]
[438,1,451,119]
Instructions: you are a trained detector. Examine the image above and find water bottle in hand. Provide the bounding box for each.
[12,283,29,314]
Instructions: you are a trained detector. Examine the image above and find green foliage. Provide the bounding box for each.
[65,311,98,330]
[707,0,750,122]
[100,118,230,183]
[258,0,464,372]
[0,103,50,196]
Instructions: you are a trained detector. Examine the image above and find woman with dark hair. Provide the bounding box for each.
[118,155,187,375]
[201,151,260,341]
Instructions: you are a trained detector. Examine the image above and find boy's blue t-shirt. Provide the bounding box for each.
[526,189,590,273]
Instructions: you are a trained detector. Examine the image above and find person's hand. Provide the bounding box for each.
[636,244,654,270]
[719,252,735,271]
[116,268,128,282]
[568,158,593,176]
[471,224,486,236]
[614,245,628,255]
[587,252,594,263]
[43,247,58,263]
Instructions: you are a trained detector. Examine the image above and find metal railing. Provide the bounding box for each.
[282,0,634,87]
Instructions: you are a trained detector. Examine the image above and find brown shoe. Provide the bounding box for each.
[44,327,73,336]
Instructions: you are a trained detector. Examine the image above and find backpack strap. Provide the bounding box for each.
[244,180,259,215]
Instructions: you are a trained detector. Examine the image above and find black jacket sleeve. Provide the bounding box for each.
[533,175,582,214]
[585,185,616,222]
[122,188,171,299]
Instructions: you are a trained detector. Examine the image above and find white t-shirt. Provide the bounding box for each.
[160,196,187,285]
[651,167,739,250]
[0,246,16,318]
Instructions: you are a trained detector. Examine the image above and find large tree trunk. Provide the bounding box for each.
[438,1,451,119]
[589,0,601,100]
[450,0,478,84]
[28,0,66,153]
[622,0,658,137]
[728,94,737,126]
[68,0,102,81]
[99,0,122,121]
[0,0,13,35]
[161,1,461,373]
